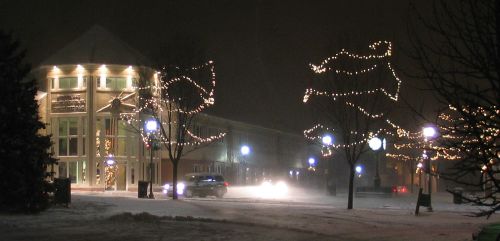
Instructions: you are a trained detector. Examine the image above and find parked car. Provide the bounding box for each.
[163,173,228,198]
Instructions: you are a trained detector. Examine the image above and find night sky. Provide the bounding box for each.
[0,0,427,133]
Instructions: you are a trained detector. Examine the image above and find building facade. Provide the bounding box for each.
[35,26,309,191]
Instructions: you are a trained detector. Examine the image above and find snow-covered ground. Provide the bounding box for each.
[1,186,499,240]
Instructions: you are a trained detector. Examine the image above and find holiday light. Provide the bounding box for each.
[121,60,226,147]
[303,41,408,156]
[305,41,402,103]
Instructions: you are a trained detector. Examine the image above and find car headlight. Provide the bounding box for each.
[177,182,185,195]
[162,184,170,194]
[276,181,288,195]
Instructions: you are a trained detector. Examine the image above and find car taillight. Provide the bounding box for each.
[224,181,229,187]
[392,186,398,193]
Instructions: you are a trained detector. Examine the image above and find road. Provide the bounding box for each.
[1,186,498,241]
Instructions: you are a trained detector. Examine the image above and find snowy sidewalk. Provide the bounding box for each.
[1,187,499,241]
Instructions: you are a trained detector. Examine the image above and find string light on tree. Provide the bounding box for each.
[303,41,409,154]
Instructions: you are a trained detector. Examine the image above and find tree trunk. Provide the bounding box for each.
[172,160,179,200]
[348,164,355,209]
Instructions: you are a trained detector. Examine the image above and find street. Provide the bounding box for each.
[1,186,499,241]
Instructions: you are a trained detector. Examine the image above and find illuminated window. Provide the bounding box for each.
[99,77,136,90]
[58,117,78,156]
[96,117,136,157]
[59,77,78,89]
[57,160,87,184]
[51,77,87,90]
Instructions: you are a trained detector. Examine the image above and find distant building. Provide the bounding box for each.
[34,25,309,191]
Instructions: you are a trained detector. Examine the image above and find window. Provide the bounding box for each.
[58,160,86,184]
[193,164,201,173]
[58,117,78,156]
[99,77,135,91]
[82,118,87,156]
[131,167,135,184]
[51,77,87,90]
[69,161,78,183]
[59,77,78,89]
[106,77,127,90]
[97,117,136,157]
[58,162,67,178]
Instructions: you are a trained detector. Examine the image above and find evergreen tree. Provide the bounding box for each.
[0,30,57,213]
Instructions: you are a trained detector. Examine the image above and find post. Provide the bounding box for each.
[410,159,414,193]
[374,150,381,188]
[426,155,432,211]
[148,136,155,199]
[419,169,422,188]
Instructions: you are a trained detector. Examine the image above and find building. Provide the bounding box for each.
[34,25,309,191]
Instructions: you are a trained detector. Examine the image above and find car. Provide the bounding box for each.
[163,173,228,198]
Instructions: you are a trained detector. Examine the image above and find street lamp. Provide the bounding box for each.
[145,119,158,199]
[106,155,115,166]
[369,137,385,188]
[241,145,250,156]
[308,157,316,166]
[240,145,250,185]
[355,165,363,177]
[422,126,437,211]
[417,162,423,188]
[322,134,336,195]
[322,135,333,146]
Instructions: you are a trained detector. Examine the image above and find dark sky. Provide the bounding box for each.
[0,0,426,133]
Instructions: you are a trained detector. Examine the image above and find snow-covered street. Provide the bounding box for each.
[1,186,499,240]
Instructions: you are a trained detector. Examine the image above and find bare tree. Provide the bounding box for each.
[304,41,403,209]
[123,62,224,200]
[158,61,224,199]
[409,0,500,217]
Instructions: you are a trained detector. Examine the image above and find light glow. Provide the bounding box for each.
[423,126,437,139]
[308,157,316,166]
[322,135,333,145]
[255,180,288,199]
[369,137,382,151]
[145,119,158,132]
[241,145,250,155]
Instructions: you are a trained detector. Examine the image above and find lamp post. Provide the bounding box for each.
[369,137,385,188]
[145,119,158,199]
[422,126,437,211]
[240,145,250,185]
[322,134,336,195]
[308,157,316,168]
[355,165,363,177]
[417,162,423,188]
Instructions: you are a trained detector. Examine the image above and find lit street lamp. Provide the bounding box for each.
[417,162,423,188]
[241,145,250,185]
[322,134,336,195]
[322,135,333,146]
[145,119,158,199]
[422,126,437,211]
[369,137,385,188]
[308,157,316,167]
[355,165,363,178]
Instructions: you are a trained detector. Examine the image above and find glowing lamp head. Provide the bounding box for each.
[308,157,316,166]
[240,145,250,156]
[106,159,115,166]
[145,119,158,132]
[322,135,333,145]
[417,162,423,168]
[355,165,362,174]
[423,126,437,139]
[369,137,382,151]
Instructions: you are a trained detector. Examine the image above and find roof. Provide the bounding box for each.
[41,25,152,66]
